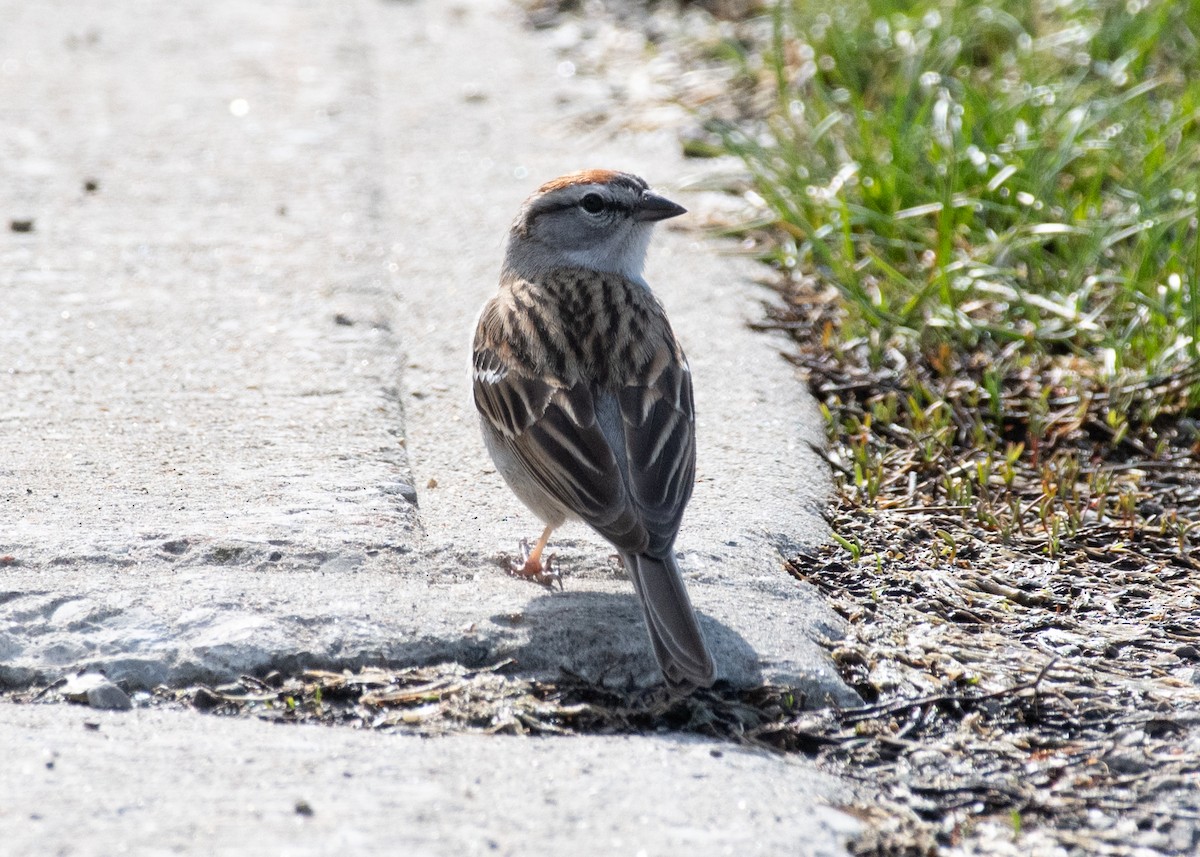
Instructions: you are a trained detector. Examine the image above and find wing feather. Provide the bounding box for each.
[473,283,695,559]
[474,342,648,552]
[619,352,696,557]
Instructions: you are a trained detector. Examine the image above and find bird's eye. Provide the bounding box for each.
[580,193,605,214]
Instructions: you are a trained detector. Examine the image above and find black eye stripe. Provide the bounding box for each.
[529,193,635,221]
[584,198,633,215]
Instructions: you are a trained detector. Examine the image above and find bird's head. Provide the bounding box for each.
[504,170,686,284]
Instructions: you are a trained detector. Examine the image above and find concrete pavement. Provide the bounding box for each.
[1,1,860,853]
[2,0,851,701]
[4,703,859,857]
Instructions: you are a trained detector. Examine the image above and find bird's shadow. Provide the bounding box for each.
[485,589,763,690]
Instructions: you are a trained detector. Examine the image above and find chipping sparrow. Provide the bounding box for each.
[472,169,716,692]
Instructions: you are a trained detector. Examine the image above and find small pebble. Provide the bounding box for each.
[380,481,418,504]
[86,683,132,711]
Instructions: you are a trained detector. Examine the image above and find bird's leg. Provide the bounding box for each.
[508,524,561,590]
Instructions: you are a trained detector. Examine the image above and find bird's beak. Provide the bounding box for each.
[634,190,687,222]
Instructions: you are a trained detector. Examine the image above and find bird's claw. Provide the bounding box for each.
[507,539,562,590]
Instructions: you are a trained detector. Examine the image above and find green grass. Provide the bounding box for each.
[721,0,1200,382]
[712,0,1200,557]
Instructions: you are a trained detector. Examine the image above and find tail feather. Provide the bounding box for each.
[623,552,716,692]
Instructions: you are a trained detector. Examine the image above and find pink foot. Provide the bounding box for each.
[507,539,562,590]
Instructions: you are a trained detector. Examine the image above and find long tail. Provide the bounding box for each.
[623,552,716,692]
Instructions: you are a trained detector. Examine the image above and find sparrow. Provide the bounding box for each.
[472,169,716,692]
